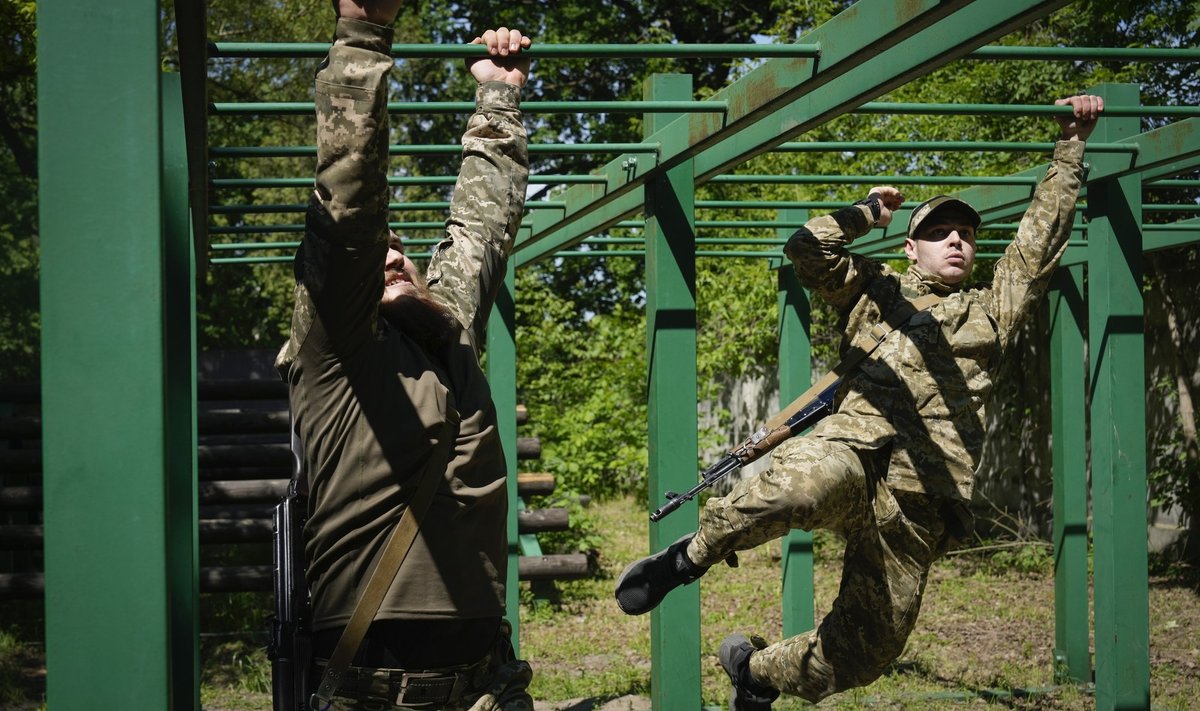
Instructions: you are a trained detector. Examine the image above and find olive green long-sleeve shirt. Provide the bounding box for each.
[785,141,1086,501]
[276,18,529,630]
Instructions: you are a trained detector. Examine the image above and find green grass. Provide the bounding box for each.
[5,496,1198,710]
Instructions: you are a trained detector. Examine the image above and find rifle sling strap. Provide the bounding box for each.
[765,293,943,432]
[310,426,454,709]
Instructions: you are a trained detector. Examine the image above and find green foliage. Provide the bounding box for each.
[0,0,39,383]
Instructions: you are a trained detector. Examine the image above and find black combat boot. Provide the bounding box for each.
[614,533,708,615]
[719,633,780,711]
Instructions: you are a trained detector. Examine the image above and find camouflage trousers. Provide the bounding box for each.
[319,621,534,711]
[688,435,956,703]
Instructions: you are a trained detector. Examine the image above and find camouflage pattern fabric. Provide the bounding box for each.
[324,622,534,711]
[686,142,1086,701]
[784,140,1086,501]
[688,437,954,701]
[274,15,530,637]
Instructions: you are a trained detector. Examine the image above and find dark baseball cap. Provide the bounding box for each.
[907,196,981,239]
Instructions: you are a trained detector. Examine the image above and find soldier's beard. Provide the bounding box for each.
[381,287,461,351]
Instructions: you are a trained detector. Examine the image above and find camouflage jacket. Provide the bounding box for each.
[785,141,1086,501]
[275,18,529,628]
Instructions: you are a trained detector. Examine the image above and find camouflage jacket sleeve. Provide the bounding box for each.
[283,17,394,364]
[425,81,529,354]
[783,203,886,311]
[985,140,1086,346]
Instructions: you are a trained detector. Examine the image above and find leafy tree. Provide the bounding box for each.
[0,0,38,383]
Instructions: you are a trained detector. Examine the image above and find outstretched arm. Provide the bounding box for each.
[426,28,532,352]
[988,94,1102,344]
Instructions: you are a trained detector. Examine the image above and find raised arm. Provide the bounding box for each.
[425,28,532,351]
[986,94,1102,344]
[783,187,900,310]
[278,3,400,368]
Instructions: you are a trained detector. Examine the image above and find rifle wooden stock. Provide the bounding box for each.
[649,378,840,522]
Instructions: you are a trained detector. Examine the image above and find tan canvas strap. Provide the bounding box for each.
[310,428,454,710]
[765,293,942,432]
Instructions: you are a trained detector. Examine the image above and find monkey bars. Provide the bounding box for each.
[35,1,1200,710]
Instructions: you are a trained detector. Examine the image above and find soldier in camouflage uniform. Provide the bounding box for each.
[275,1,535,708]
[616,95,1104,708]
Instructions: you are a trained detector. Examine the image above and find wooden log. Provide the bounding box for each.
[201,467,292,483]
[0,572,44,599]
[517,507,569,533]
[198,409,290,435]
[0,552,593,598]
[515,403,528,426]
[516,437,540,459]
[0,524,42,546]
[0,415,40,439]
[199,479,288,503]
[197,519,275,544]
[516,472,555,496]
[0,486,40,508]
[198,380,288,401]
[198,443,293,467]
[517,554,591,582]
[0,449,41,474]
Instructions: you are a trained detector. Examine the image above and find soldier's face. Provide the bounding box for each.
[905,221,977,285]
[382,233,427,306]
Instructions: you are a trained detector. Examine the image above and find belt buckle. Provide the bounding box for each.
[394,670,460,706]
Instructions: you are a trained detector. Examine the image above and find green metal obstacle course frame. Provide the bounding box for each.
[35,0,1199,708]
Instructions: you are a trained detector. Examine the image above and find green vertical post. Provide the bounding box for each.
[162,72,201,710]
[776,210,815,637]
[1049,264,1089,685]
[487,265,521,653]
[644,73,701,710]
[39,1,191,707]
[1086,83,1150,710]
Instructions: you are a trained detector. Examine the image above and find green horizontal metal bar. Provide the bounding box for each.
[709,174,1039,186]
[1148,179,1200,188]
[210,238,441,252]
[854,102,1197,118]
[1141,223,1200,231]
[1145,204,1200,212]
[209,42,822,59]
[854,118,1200,254]
[516,0,1075,265]
[211,100,727,116]
[211,175,603,188]
[1143,217,1200,252]
[773,140,1136,153]
[210,201,567,214]
[210,222,455,234]
[969,46,1200,61]
[696,200,844,210]
[210,143,660,158]
[210,241,300,251]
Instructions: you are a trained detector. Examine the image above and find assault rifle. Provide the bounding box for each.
[269,477,312,710]
[650,377,840,522]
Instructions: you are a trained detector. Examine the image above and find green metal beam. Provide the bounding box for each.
[212,175,605,188]
[1087,83,1150,711]
[643,74,701,711]
[210,143,661,157]
[486,266,521,653]
[40,1,192,707]
[776,209,815,639]
[852,101,1196,118]
[515,0,1073,265]
[209,42,1200,62]
[210,42,821,59]
[1049,266,1089,685]
[212,100,731,116]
